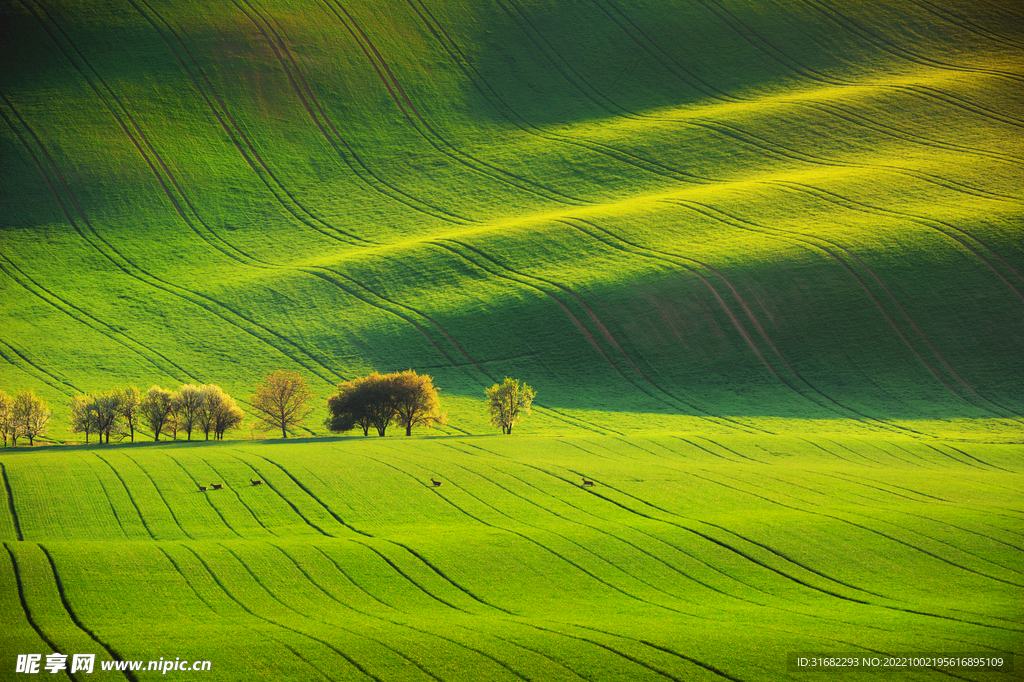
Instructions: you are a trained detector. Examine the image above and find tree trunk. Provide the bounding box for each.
[281,425,287,439]
[406,423,412,436]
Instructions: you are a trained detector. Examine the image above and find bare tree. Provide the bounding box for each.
[13,389,51,446]
[69,394,98,444]
[0,390,12,447]
[173,384,205,441]
[393,370,446,436]
[119,386,141,443]
[141,386,173,441]
[250,371,313,438]
[485,378,535,434]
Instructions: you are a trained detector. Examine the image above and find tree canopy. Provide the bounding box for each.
[326,370,445,437]
[250,370,313,438]
[485,378,535,434]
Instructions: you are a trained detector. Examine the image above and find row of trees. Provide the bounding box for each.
[326,370,446,436]
[0,389,52,446]
[1,371,536,446]
[70,384,245,443]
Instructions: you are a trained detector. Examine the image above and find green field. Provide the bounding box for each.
[2,436,1022,680]
[1,0,1022,678]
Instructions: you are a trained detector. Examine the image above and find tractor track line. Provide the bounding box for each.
[3,543,81,682]
[118,452,194,540]
[91,453,156,540]
[179,544,368,681]
[154,546,336,682]
[1,462,25,541]
[202,459,279,537]
[0,337,79,396]
[229,0,470,224]
[38,544,138,682]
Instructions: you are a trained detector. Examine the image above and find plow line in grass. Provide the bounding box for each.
[226,0,471,225]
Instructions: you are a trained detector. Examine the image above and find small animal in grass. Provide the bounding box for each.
[581,478,595,487]
[210,483,223,490]
[250,478,262,486]
[431,478,442,487]
[197,485,208,492]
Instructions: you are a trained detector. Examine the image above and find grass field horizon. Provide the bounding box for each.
[1,0,1022,678]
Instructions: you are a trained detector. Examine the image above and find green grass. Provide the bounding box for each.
[1,0,1022,678]
[1,435,1021,680]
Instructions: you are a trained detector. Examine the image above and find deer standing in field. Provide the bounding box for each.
[210,483,223,490]
[250,478,262,486]
[431,478,442,487]
[197,485,208,492]
[582,478,594,487]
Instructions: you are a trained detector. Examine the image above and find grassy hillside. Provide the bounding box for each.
[1,435,1021,680]
[1,0,1022,440]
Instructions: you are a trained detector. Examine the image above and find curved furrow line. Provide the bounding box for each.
[363,452,699,617]
[0,119,199,384]
[1,91,342,388]
[347,541,472,614]
[3,543,80,681]
[692,0,1024,130]
[702,468,1024,576]
[127,0,372,247]
[313,542,592,682]
[375,445,711,606]
[573,624,747,682]
[156,455,243,538]
[868,440,943,468]
[523,622,685,682]
[274,543,564,682]
[0,337,79,397]
[23,0,340,282]
[906,0,1024,50]
[433,239,759,434]
[799,98,1024,166]
[229,455,335,536]
[227,0,471,225]
[589,0,739,103]
[314,0,589,207]
[438,444,786,608]
[769,180,1024,302]
[38,544,138,682]
[795,0,1024,85]
[116,453,195,540]
[454,443,835,603]
[694,437,775,465]
[80,456,130,540]
[659,199,1024,422]
[679,116,1019,203]
[177,544,374,681]
[822,438,888,466]
[231,455,349,536]
[202,459,278,536]
[0,463,24,541]
[601,0,1024,165]
[90,454,156,540]
[798,437,880,467]
[681,470,1024,589]
[577,480,1022,631]
[673,436,765,465]
[222,543,437,682]
[836,468,950,501]
[939,443,1013,471]
[406,0,709,188]
[561,217,921,435]
[154,547,336,682]
[843,439,926,467]
[432,442,771,606]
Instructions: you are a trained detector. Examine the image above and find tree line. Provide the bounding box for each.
[0,369,536,446]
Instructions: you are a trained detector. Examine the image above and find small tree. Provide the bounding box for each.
[485,378,535,434]
[173,384,205,441]
[92,389,123,444]
[213,395,244,440]
[393,370,446,436]
[118,386,141,443]
[69,394,98,444]
[0,390,12,447]
[197,385,223,441]
[250,370,313,439]
[141,386,173,441]
[326,376,373,437]
[13,389,51,446]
